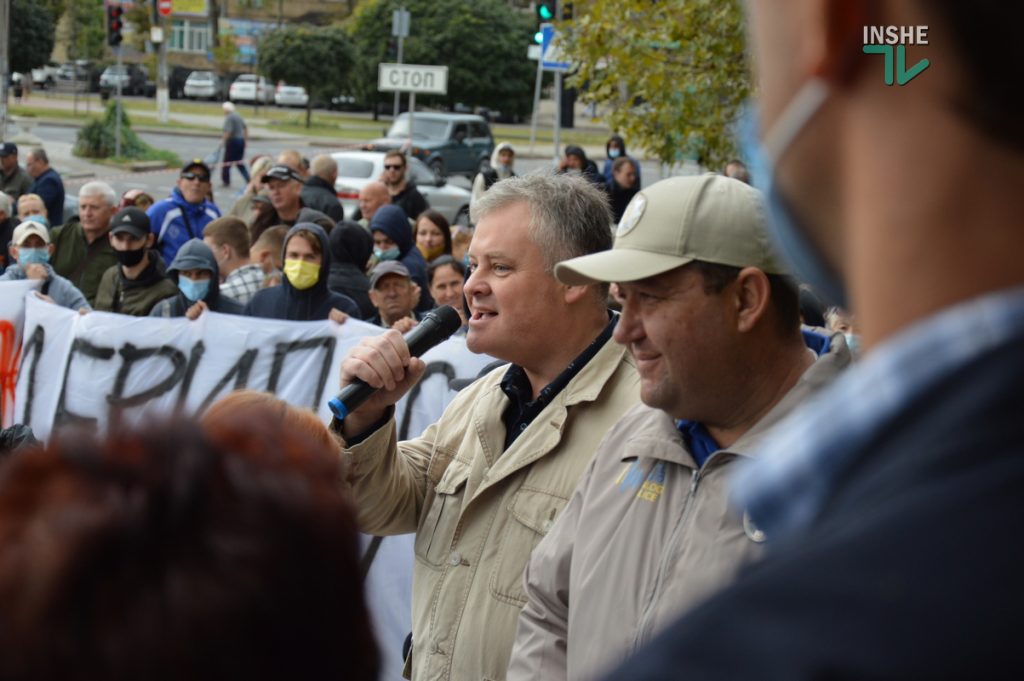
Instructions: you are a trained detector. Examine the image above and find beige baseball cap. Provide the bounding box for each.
[11,219,51,246]
[555,174,786,285]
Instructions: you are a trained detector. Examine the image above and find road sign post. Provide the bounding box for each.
[391,8,410,118]
[378,63,449,148]
[539,22,570,161]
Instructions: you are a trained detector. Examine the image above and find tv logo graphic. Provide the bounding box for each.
[863,25,930,86]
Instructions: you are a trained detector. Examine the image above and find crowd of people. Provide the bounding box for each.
[2,1,1021,676]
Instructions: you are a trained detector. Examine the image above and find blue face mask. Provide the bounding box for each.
[374,246,400,261]
[843,332,861,357]
[18,248,50,266]
[738,82,848,308]
[608,147,621,159]
[178,275,210,302]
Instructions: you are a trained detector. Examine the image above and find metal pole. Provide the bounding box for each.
[528,54,543,153]
[408,91,415,148]
[392,34,404,118]
[553,71,561,162]
[115,46,123,158]
[0,0,10,140]
[154,0,169,123]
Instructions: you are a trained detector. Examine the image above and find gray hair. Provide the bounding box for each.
[79,181,118,207]
[310,154,337,179]
[223,101,235,112]
[471,171,614,275]
[0,191,11,216]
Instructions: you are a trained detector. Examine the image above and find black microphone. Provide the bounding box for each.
[328,305,464,421]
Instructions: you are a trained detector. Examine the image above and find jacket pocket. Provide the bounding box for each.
[415,460,470,568]
[489,486,568,606]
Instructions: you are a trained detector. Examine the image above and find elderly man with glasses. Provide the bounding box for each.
[146,159,222,265]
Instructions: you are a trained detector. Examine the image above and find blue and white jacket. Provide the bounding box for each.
[146,187,221,265]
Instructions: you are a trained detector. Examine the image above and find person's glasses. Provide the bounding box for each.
[384,164,404,171]
[181,172,210,182]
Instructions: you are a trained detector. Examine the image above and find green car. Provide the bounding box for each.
[365,112,494,178]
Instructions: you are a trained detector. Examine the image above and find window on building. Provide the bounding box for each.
[169,19,211,54]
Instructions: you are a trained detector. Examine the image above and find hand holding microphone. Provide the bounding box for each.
[332,306,463,436]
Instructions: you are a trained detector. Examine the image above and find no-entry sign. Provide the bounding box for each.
[158,0,172,16]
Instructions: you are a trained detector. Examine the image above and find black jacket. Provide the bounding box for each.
[301,176,345,223]
[327,221,374,319]
[602,330,1024,681]
[391,183,428,221]
[244,223,361,321]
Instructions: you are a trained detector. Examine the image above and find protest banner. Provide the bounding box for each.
[1,281,42,427]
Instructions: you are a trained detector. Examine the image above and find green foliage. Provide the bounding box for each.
[563,0,751,168]
[124,3,152,53]
[10,0,55,74]
[347,0,535,117]
[212,37,241,75]
[74,103,180,165]
[258,25,356,127]
[65,0,107,62]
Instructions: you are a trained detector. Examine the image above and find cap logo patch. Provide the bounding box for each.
[616,193,646,237]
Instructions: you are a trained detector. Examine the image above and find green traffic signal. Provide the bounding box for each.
[538,5,554,20]
[534,30,544,44]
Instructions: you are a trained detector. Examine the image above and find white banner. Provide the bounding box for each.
[6,288,500,440]
[1,281,42,427]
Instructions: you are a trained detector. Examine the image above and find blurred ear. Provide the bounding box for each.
[8,245,18,262]
[46,244,56,256]
[145,233,156,249]
[733,267,772,333]
[562,282,593,305]
[368,288,381,309]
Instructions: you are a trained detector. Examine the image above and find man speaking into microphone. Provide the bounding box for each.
[331,173,640,681]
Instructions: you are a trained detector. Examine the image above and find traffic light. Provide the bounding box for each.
[107,4,124,47]
[534,1,555,44]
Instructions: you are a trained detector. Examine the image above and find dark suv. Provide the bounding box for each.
[99,64,149,97]
[364,113,494,178]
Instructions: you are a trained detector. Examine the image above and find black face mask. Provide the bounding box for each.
[116,247,146,267]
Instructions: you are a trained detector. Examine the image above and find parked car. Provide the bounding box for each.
[99,64,148,97]
[363,112,493,178]
[228,74,274,104]
[184,70,226,100]
[328,93,360,111]
[12,63,60,90]
[331,150,471,226]
[274,83,309,108]
[56,61,102,93]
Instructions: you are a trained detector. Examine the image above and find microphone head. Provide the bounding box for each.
[425,305,464,336]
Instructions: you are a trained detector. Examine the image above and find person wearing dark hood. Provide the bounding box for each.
[94,208,178,316]
[559,145,605,189]
[243,223,361,322]
[369,203,433,312]
[601,134,642,188]
[150,238,244,319]
[146,160,222,266]
[327,220,374,319]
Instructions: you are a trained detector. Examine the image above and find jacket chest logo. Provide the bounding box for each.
[615,460,666,503]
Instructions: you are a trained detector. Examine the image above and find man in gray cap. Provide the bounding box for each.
[366,260,422,331]
[0,143,33,203]
[507,174,849,681]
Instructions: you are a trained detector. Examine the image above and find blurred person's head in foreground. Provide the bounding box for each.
[0,399,378,681]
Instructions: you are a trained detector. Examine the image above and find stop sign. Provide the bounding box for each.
[158,0,172,16]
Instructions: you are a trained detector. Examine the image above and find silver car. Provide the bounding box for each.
[331,150,471,226]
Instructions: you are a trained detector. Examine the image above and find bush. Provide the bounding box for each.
[73,103,180,165]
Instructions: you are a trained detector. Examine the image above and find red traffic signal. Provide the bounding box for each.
[107,4,124,47]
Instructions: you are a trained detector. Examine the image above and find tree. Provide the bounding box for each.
[562,0,750,169]
[65,0,107,62]
[347,0,535,120]
[10,0,55,74]
[258,26,356,128]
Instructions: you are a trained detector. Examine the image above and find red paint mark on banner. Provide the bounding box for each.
[0,321,22,426]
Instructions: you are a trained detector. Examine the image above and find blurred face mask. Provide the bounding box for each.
[608,147,621,159]
[284,258,320,290]
[178,275,210,302]
[739,81,847,308]
[374,246,400,262]
[17,248,49,266]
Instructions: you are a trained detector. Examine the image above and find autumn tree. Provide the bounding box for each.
[562,0,750,169]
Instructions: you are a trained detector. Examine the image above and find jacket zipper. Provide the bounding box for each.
[632,466,701,652]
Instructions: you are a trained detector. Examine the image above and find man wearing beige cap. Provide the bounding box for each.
[507,174,850,681]
[1,218,91,311]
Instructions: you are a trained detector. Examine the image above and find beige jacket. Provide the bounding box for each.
[345,337,640,681]
[508,333,850,681]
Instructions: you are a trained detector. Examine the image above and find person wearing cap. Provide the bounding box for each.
[248,164,320,243]
[558,145,605,190]
[365,260,422,331]
[150,238,243,319]
[0,142,33,203]
[507,175,850,681]
[118,188,155,212]
[221,101,250,189]
[49,181,119,306]
[1,217,91,312]
[470,141,516,208]
[146,159,222,266]
[93,208,178,316]
[379,150,428,221]
[243,223,360,322]
[25,147,64,225]
[332,172,640,681]
[369,204,433,312]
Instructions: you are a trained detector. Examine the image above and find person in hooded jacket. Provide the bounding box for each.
[327,220,374,320]
[146,160,222,266]
[601,134,641,188]
[150,238,244,319]
[470,141,516,208]
[243,223,361,322]
[369,204,432,312]
[558,145,605,190]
